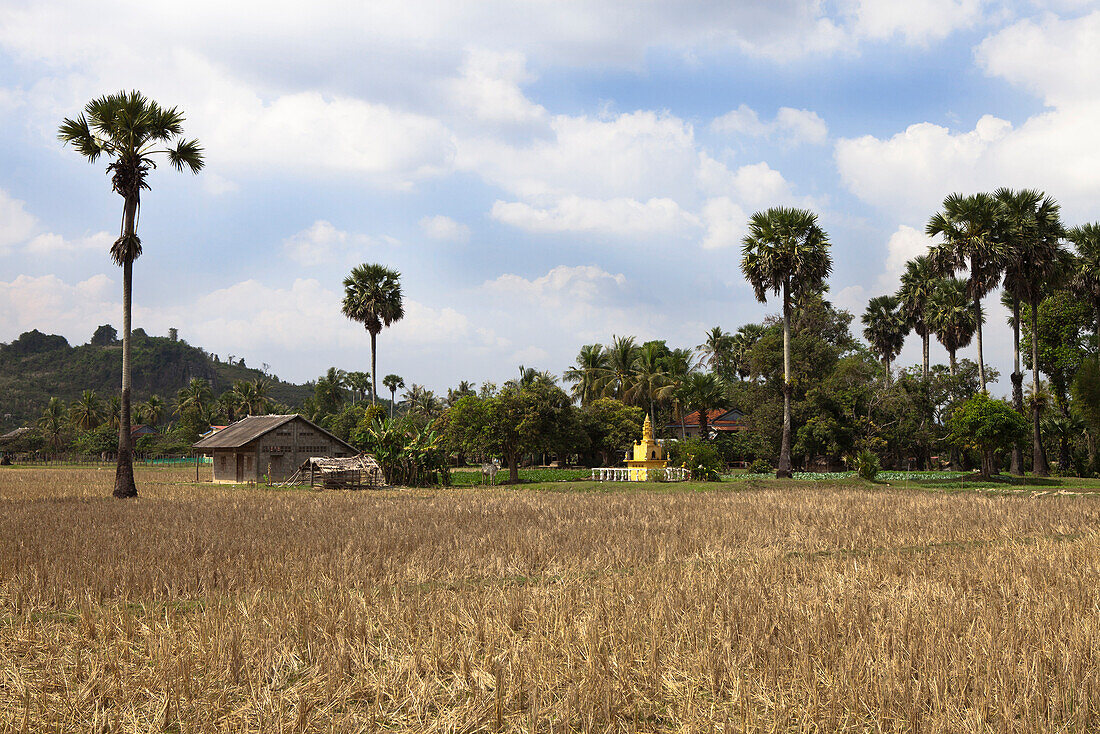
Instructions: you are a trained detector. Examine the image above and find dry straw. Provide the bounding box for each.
[1,466,1099,731]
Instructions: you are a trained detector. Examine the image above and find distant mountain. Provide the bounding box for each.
[0,327,314,428]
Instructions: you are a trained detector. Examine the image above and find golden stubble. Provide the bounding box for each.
[1,466,1099,732]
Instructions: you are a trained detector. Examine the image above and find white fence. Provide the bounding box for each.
[591,466,690,482]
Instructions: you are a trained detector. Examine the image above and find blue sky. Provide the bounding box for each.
[1,1,1098,396]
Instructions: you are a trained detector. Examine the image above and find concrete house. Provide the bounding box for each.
[667,408,748,439]
[193,414,356,484]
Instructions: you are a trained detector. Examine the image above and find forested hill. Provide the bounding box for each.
[0,327,313,426]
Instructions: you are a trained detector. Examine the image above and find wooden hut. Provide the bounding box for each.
[193,414,356,484]
[295,455,385,489]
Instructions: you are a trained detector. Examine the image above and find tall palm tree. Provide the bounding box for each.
[697,327,733,379]
[70,390,104,432]
[345,371,372,404]
[601,335,638,400]
[342,264,404,404]
[175,378,213,422]
[563,344,610,405]
[106,395,122,431]
[1067,223,1100,353]
[39,398,67,452]
[741,207,832,478]
[626,342,671,423]
[446,381,476,408]
[897,255,937,378]
[382,374,405,419]
[59,91,203,498]
[927,278,979,377]
[861,295,908,376]
[926,193,1004,390]
[659,347,699,439]
[138,394,165,426]
[997,188,1065,477]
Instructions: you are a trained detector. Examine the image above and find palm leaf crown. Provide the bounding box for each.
[925,192,1004,300]
[741,207,832,304]
[342,264,405,335]
[58,90,203,265]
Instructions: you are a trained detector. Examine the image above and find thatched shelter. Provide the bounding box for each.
[290,455,385,489]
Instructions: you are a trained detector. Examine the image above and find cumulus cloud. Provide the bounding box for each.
[484,265,627,306]
[847,0,986,45]
[0,189,38,251]
[281,221,397,266]
[420,215,472,243]
[700,198,750,250]
[490,196,698,237]
[0,273,117,341]
[711,105,828,146]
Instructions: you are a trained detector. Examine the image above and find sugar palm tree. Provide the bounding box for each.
[70,390,104,432]
[59,91,203,498]
[345,371,372,404]
[342,264,404,404]
[38,398,67,451]
[861,295,908,376]
[897,255,937,378]
[564,344,610,405]
[383,374,405,419]
[741,207,832,477]
[1067,223,1100,353]
[997,188,1065,476]
[926,193,1004,390]
[927,278,979,377]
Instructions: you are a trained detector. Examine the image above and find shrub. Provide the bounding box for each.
[749,458,772,475]
[946,392,1029,477]
[668,438,722,481]
[855,450,880,481]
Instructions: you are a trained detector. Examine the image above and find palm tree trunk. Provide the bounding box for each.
[948,349,957,378]
[114,199,138,499]
[973,297,986,390]
[370,331,378,404]
[778,281,793,478]
[699,412,708,441]
[1010,298,1024,476]
[389,388,395,419]
[1031,295,1050,477]
[922,331,929,379]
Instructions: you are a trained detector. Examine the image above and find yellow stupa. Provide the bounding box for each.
[624,414,667,481]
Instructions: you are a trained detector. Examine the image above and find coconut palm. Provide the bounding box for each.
[342,264,404,404]
[383,374,405,419]
[926,193,1004,390]
[680,372,727,441]
[345,371,372,404]
[658,347,700,439]
[627,342,671,423]
[928,278,980,377]
[39,398,67,451]
[175,378,214,422]
[861,295,908,376]
[138,394,164,426]
[1067,223,1100,352]
[741,207,832,477]
[446,381,476,408]
[564,344,610,405]
[70,390,104,432]
[106,395,122,431]
[897,255,937,378]
[997,188,1065,476]
[601,335,638,401]
[59,90,203,498]
[698,327,734,380]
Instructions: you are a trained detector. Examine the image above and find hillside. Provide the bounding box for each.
[0,327,314,427]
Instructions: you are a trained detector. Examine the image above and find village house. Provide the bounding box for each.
[667,408,748,440]
[193,414,356,484]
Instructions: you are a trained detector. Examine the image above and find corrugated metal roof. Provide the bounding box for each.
[0,427,33,442]
[192,414,299,449]
[193,414,358,453]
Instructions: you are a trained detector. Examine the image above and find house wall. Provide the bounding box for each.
[255,417,352,483]
[211,449,258,483]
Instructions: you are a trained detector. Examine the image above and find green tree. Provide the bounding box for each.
[741,206,833,477]
[59,91,203,498]
[897,255,937,377]
[680,372,727,441]
[579,398,645,466]
[601,335,638,401]
[345,371,372,404]
[946,392,1028,477]
[927,192,1004,390]
[1067,223,1100,352]
[928,278,979,377]
[564,344,610,405]
[341,263,404,404]
[38,398,67,451]
[382,374,404,419]
[89,324,118,346]
[626,341,671,423]
[1072,358,1100,471]
[1022,289,1093,418]
[70,390,104,432]
[861,294,907,376]
[698,327,734,380]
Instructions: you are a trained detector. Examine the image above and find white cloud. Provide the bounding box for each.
[700,198,749,250]
[420,215,472,243]
[847,0,986,45]
[24,231,114,256]
[447,48,547,128]
[491,196,698,237]
[696,156,793,207]
[281,220,397,266]
[202,173,239,195]
[0,273,117,341]
[711,105,828,146]
[484,265,627,306]
[0,189,38,251]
